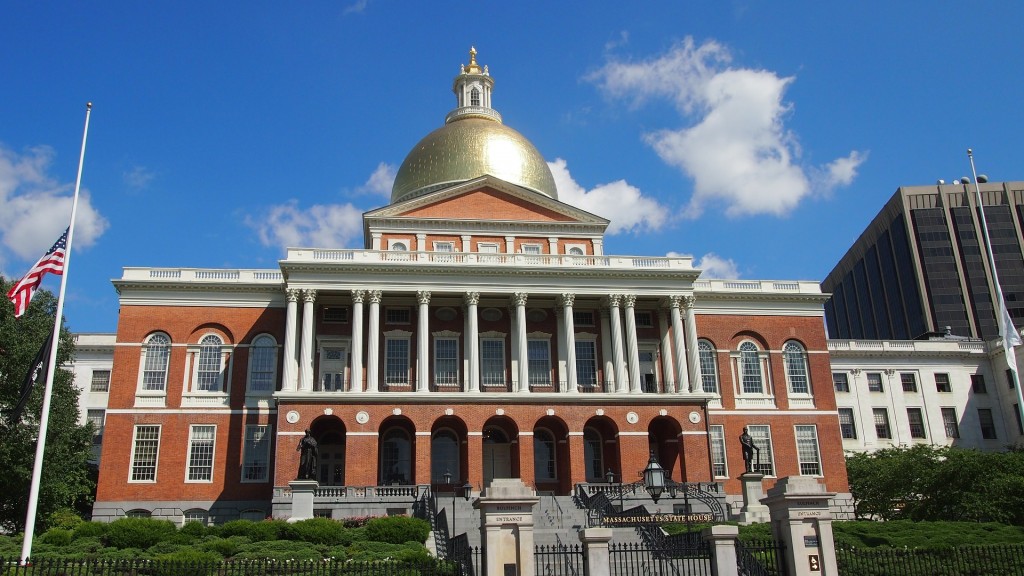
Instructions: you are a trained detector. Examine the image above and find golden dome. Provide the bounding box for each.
[391,117,558,204]
[390,48,558,204]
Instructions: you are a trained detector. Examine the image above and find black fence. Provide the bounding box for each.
[836,545,1024,576]
[535,543,584,576]
[737,539,786,576]
[2,557,472,575]
[609,541,712,576]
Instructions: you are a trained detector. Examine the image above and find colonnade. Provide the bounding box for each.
[279,289,704,394]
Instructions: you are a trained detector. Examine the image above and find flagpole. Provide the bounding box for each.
[967,148,1024,443]
[20,102,92,565]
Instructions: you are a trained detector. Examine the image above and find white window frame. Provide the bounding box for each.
[941,407,960,438]
[433,334,460,387]
[698,340,720,395]
[867,372,884,392]
[389,240,409,251]
[746,425,775,476]
[832,372,850,393]
[565,244,586,256]
[575,336,598,388]
[247,334,278,395]
[384,332,411,386]
[186,425,216,483]
[732,341,773,405]
[242,424,271,483]
[477,242,499,253]
[87,409,105,446]
[129,424,161,483]
[527,337,552,387]
[90,370,111,392]
[838,408,857,439]
[794,425,822,476]
[138,332,171,394]
[182,509,209,526]
[907,407,927,439]
[521,243,542,255]
[583,427,604,482]
[480,337,506,386]
[873,408,892,439]
[709,425,728,478]
[317,338,349,392]
[783,341,812,396]
[187,334,230,394]
[385,307,411,324]
[533,428,557,482]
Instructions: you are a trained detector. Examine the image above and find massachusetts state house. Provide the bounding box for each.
[93,48,848,522]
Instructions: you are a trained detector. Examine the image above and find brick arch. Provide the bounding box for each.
[482,416,520,481]
[189,322,235,344]
[308,415,346,486]
[534,415,570,495]
[730,330,768,350]
[431,416,468,487]
[648,416,683,481]
[583,416,620,482]
[378,416,416,485]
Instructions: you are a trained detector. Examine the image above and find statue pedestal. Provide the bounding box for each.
[288,479,319,523]
[474,478,540,576]
[737,472,769,524]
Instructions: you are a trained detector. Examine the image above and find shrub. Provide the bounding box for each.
[47,508,84,531]
[282,518,348,545]
[364,516,430,545]
[179,520,208,540]
[95,546,151,560]
[219,519,257,538]
[72,521,108,540]
[152,548,222,576]
[199,535,250,558]
[103,517,177,549]
[38,528,73,547]
[246,519,288,542]
[346,540,430,562]
[232,539,324,562]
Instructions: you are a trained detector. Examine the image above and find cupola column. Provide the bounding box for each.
[514,293,530,393]
[299,289,317,392]
[282,288,300,392]
[558,293,578,393]
[669,296,690,394]
[623,295,642,394]
[682,296,704,392]
[465,292,480,392]
[366,290,382,393]
[350,290,365,392]
[416,291,431,392]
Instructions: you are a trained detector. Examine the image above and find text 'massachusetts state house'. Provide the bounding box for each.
[93,48,848,523]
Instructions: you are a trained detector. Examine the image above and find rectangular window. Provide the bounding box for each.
[90,370,111,392]
[795,425,822,476]
[867,373,884,392]
[385,308,410,324]
[187,425,216,482]
[87,409,105,445]
[747,425,775,476]
[971,374,987,393]
[434,241,454,252]
[521,244,542,254]
[838,408,857,439]
[527,339,551,386]
[941,407,960,438]
[907,408,927,439]
[901,373,918,393]
[635,311,654,328]
[573,311,595,326]
[575,341,598,388]
[434,338,459,386]
[832,373,849,393]
[477,243,499,253]
[978,409,997,439]
[384,338,409,385]
[322,306,348,323]
[709,425,728,478]
[130,425,161,482]
[873,408,892,439]
[243,425,271,482]
[481,339,506,386]
[935,373,952,393]
[1008,368,1016,389]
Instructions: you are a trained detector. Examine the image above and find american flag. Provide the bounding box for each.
[6,228,68,318]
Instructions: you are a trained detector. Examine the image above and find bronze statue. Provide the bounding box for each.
[297,429,319,481]
[739,427,760,473]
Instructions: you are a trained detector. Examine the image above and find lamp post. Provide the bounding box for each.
[605,468,624,511]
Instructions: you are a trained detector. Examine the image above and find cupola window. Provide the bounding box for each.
[471,87,480,106]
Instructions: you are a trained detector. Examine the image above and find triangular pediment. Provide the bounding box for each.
[365,175,609,226]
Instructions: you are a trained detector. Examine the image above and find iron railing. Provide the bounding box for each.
[2,557,472,575]
[609,541,712,576]
[536,542,584,576]
[737,538,786,576]
[836,544,1024,575]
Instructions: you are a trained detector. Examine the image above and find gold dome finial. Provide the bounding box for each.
[465,46,482,74]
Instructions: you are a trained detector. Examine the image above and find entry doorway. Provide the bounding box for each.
[482,428,512,487]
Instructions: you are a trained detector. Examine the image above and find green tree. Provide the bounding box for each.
[0,277,95,532]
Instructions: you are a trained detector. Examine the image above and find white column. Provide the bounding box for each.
[366,290,381,393]
[607,295,628,393]
[599,309,614,393]
[669,296,690,394]
[465,292,480,392]
[683,295,704,392]
[505,235,516,254]
[371,232,382,251]
[416,290,431,392]
[350,290,365,392]
[559,293,577,393]
[623,294,642,394]
[461,235,471,252]
[555,308,567,390]
[593,238,604,256]
[548,237,559,255]
[514,293,530,393]
[282,289,300,392]
[299,289,317,392]
[658,308,675,394]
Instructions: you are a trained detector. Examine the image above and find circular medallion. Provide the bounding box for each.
[355,411,370,424]
[286,410,300,424]
[392,408,402,416]
[689,411,701,424]
[324,408,333,416]
[595,409,605,416]
[496,408,505,416]
[626,411,639,424]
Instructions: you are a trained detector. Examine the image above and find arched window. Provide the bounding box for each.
[698,340,719,394]
[391,242,408,251]
[470,87,480,106]
[739,341,764,394]
[568,247,585,256]
[431,429,460,483]
[583,427,603,482]
[784,341,810,395]
[141,333,171,392]
[248,335,277,393]
[183,509,208,526]
[196,335,224,391]
[534,429,556,482]
[239,509,265,521]
[380,428,412,485]
[125,509,151,518]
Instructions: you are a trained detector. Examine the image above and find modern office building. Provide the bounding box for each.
[822,181,1024,341]
[90,49,849,524]
[69,333,115,464]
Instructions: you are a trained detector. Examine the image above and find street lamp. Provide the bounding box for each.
[641,450,667,503]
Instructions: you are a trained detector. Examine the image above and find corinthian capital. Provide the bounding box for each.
[368,290,383,304]
[351,289,366,304]
[464,291,480,306]
[286,288,301,302]
[302,289,318,303]
[557,293,575,307]
[417,290,432,305]
[513,292,529,307]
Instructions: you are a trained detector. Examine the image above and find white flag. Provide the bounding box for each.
[1000,299,1021,371]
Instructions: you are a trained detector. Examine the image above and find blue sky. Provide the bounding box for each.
[3,2,1023,334]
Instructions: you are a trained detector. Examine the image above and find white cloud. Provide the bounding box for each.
[343,0,368,15]
[588,37,865,218]
[694,252,740,279]
[247,200,364,250]
[361,162,396,197]
[0,144,108,274]
[123,166,155,191]
[548,158,667,235]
